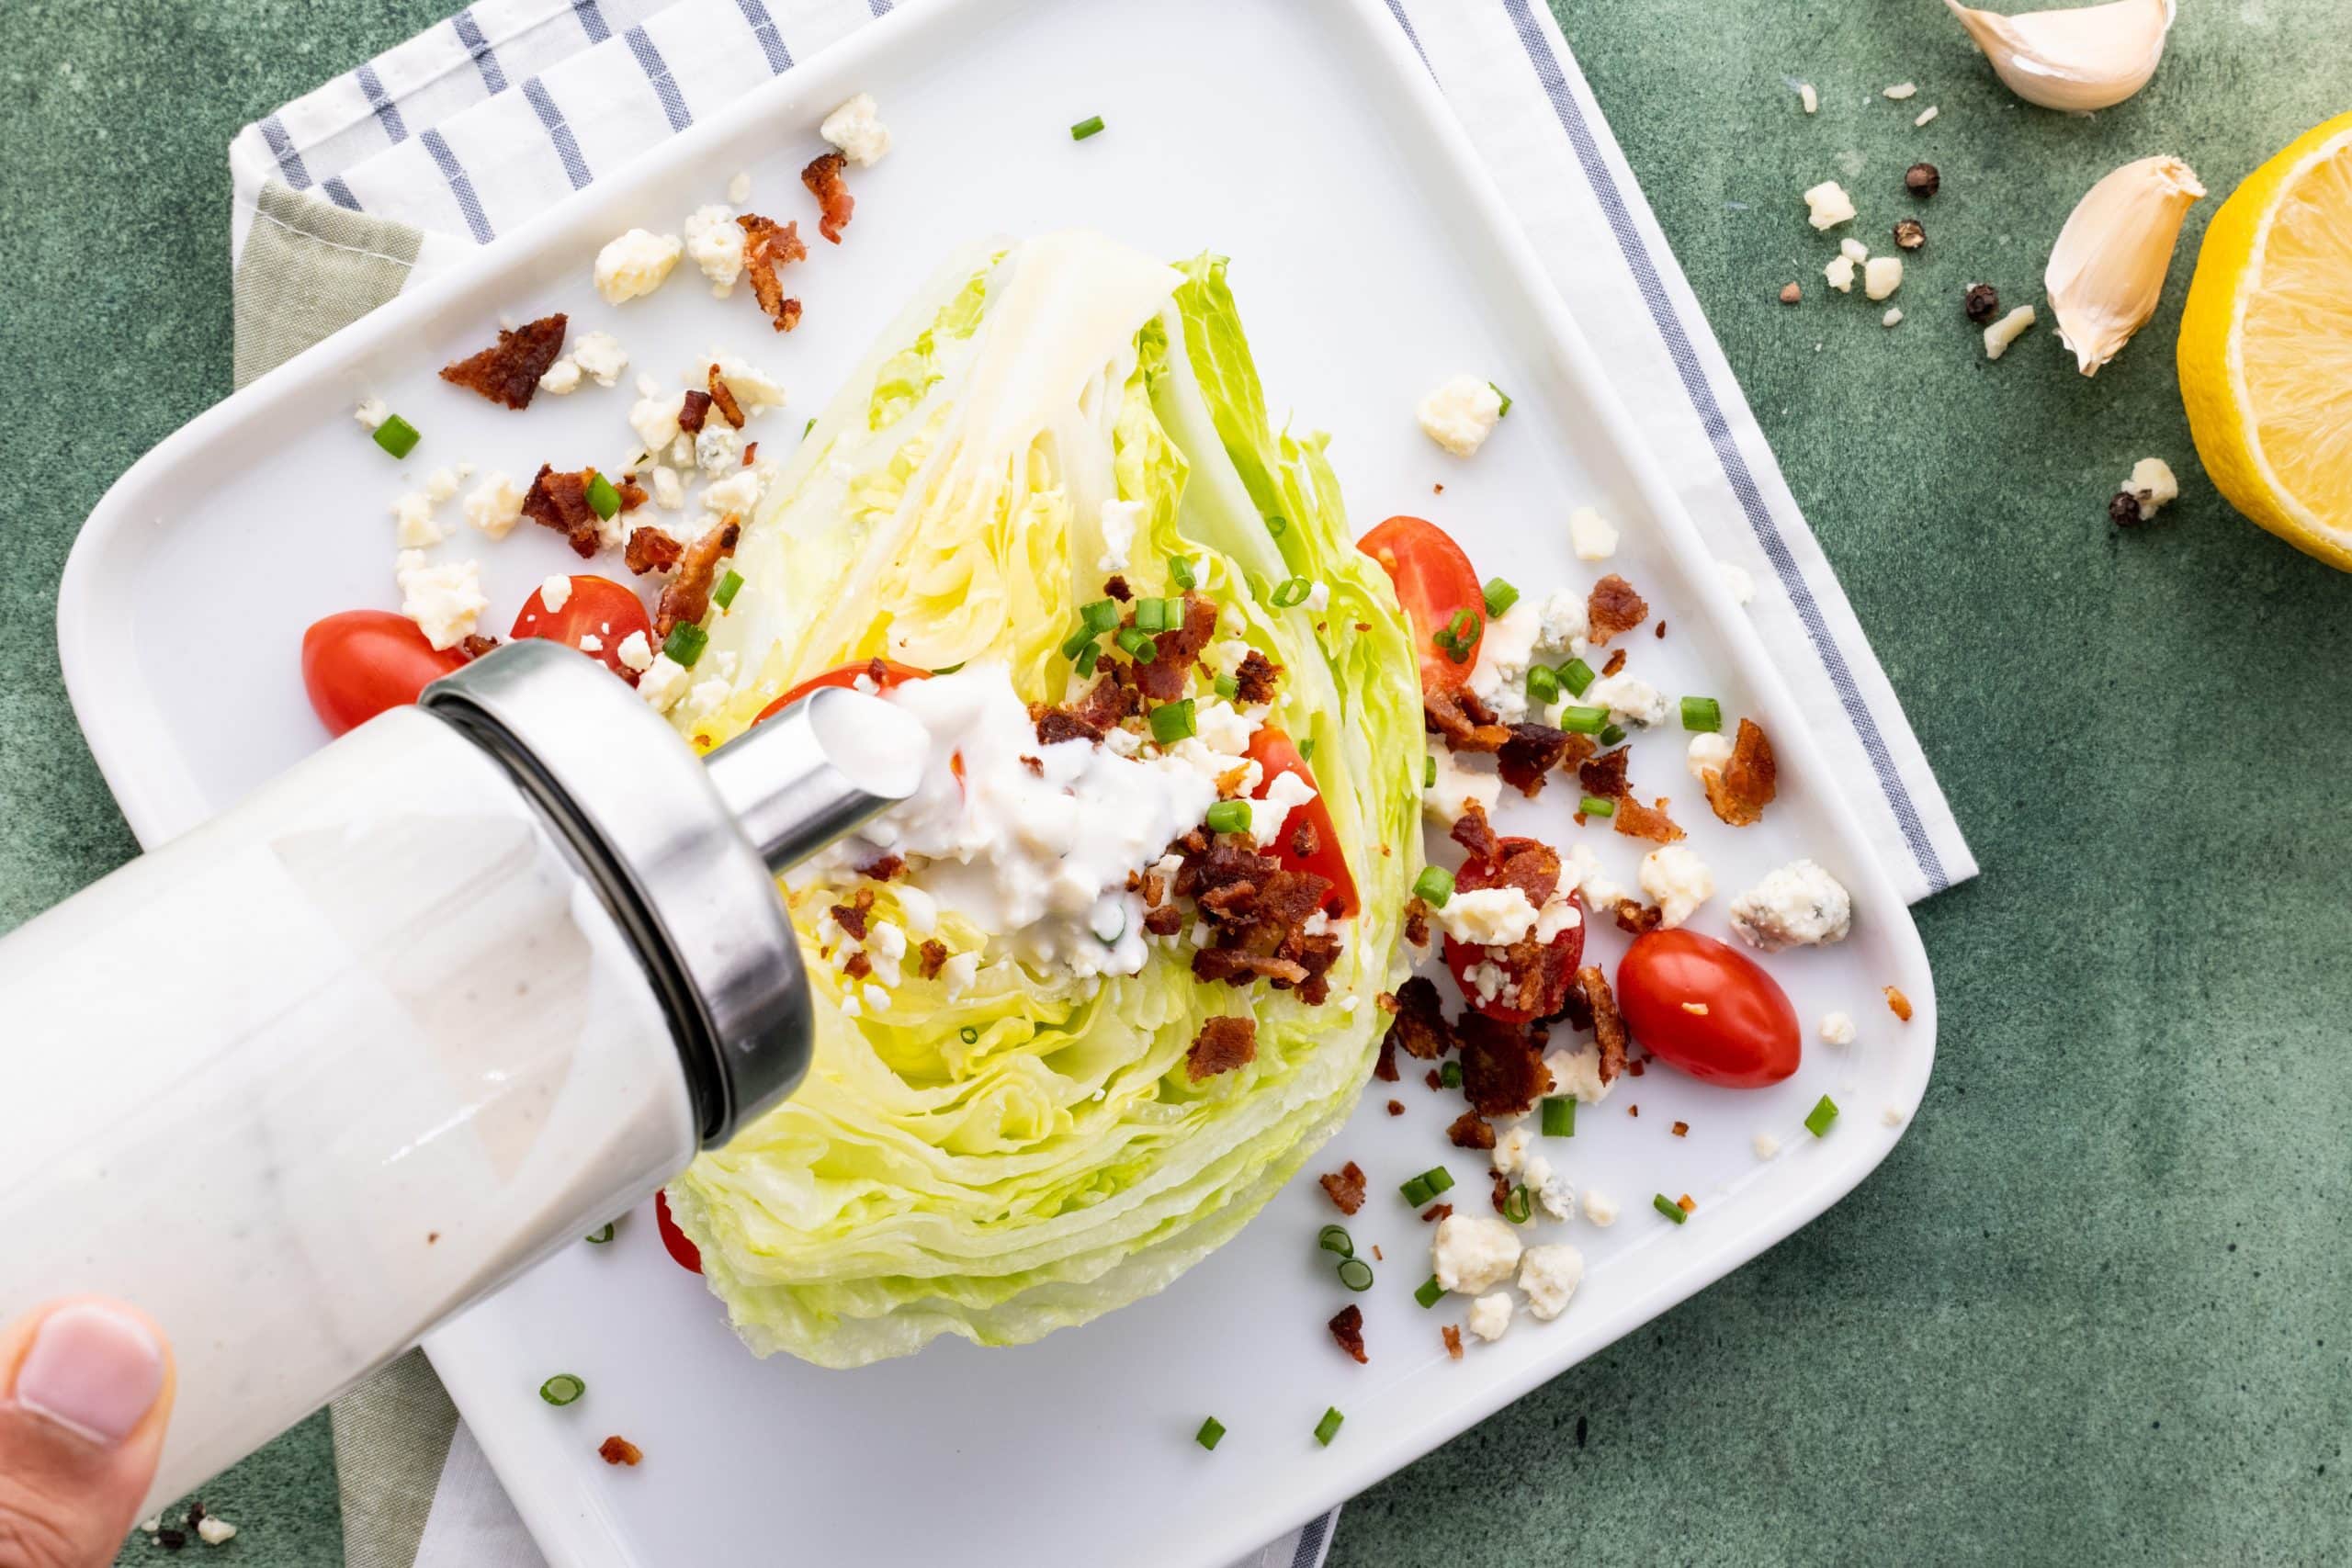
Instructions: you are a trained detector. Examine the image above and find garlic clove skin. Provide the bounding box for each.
[2044,154,2204,376]
[1945,0,2175,113]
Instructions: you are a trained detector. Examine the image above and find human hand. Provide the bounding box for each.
[0,1298,175,1568]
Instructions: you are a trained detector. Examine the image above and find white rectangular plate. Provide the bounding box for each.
[62,0,1936,1562]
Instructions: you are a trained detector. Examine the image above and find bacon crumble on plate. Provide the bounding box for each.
[1702,718,1779,827]
[1442,1325,1464,1360]
[1573,964,1628,1083]
[1328,1303,1368,1364]
[1585,573,1650,644]
[1421,1202,1452,1224]
[678,389,713,434]
[1424,686,1509,753]
[1459,1012,1551,1116]
[520,464,604,557]
[1185,1015,1258,1081]
[706,365,747,428]
[626,525,684,575]
[1446,1110,1496,1150]
[737,214,808,331]
[1319,1161,1367,1215]
[597,1436,642,1467]
[439,313,567,410]
[654,518,741,636]
[1496,722,1587,797]
[1381,976,1457,1063]
[801,152,855,244]
[1613,795,1685,844]
[1578,747,1632,801]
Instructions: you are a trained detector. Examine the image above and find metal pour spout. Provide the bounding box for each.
[701,686,929,873]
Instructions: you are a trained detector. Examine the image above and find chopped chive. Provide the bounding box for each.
[1653,1193,1689,1224]
[584,1224,615,1245]
[1299,738,1316,762]
[1422,1165,1455,1196]
[1337,1257,1374,1292]
[803,417,816,437]
[538,1373,585,1406]
[1266,514,1288,536]
[1069,114,1106,141]
[1214,673,1240,700]
[1525,665,1562,705]
[1560,657,1596,696]
[1414,1275,1446,1309]
[1204,799,1252,836]
[1136,597,1169,633]
[1599,723,1628,747]
[1489,382,1513,417]
[1423,754,1436,788]
[1559,705,1610,734]
[1579,795,1616,818]
[1075,641,1101,677]
[1503,1184,1532,1224]
[1148,699,1196,745]
[1680,696,1723,732]
[585,472,622,521]
[1411,865,1454,908]
[372,413,421,458]
[1059,626,1092,660]
[959,1026,979,1043]
[1313,1406,1344,1447]
[1439,1060,1463,1089]
[1159,597,1185,630]
[932,661,966,675]
[1541,1097,1576,1137]
[1271,576,1313,608]
[1804,1095,1840,1137]
[1116,627,1159,662]
[662,623,708,668]
[1482,578,1520,618]
[1400,1176,1434,1207]
[712,569,744,611]
[1080,598,1121,634]
[1195,1416,1227,1451]
[1317,1224,1354,1258]
[1169,554,1198,590]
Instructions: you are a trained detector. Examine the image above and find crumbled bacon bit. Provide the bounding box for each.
[1490,1171,1512,1213]
[1289,818,1320,860]
[918,940,947,979]
[1460,1013,1551,1116]
[1671,1120,1690,1137]
[1018,754,1045,777]
[597,1436,642,1467]
[1374,1029,1400,1083]
[1677,1194,1695,1213]
[1884,986,1914,1021]
[1403,897,1430,949]
[1702,718,1778,827]
[1448,801,1500,863]
[1426,1070,1443,1090]
[1497,723,1577,796]
[1384,976,1456,1062]
[830,891,873,941]
[1180,831,1342,1001]
[1628,1058,1646,1077]
[1132,593,1219,702]
[1613,796,1685,844]
[626,525,684,575]
[1586,574,1649,644]
[860,853,905,881]
[455,633,501,661]
[1447,1111,1496,1150]
[1579,748,1632,800]
[520,465,604,558]
[438,313,567,410]
[706,365,745,429]
[1422,1203,1453,1224]
[677,389,712,434]
[1442,1325,1464,1360]
[841,951,873,980]
[1612,899,1664,934]
[1186,1015,1258,1080]
[1233,649,1282,705]
[1424,687,1510,753]
[653,518,741,637]
[1656,621,1668,639]
[1102,574,1133,602]
[741,442,758,465]
[1387,1100,1405,1116]
[801,151,854,243]
[737,214,807,331]
[1490,839,1563,907]
[617,477,649,512]
[1576,965,1628,1083]
[1329,1304,1367,1365]
[1318,1160,1367,1214]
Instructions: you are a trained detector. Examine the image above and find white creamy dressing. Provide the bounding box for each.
[0,711,695,1513]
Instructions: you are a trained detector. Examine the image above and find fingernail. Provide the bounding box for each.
[12,1303,165,1445]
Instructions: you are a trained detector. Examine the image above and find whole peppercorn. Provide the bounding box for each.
[1779,282,1803,304]
[1893,217,1927,251]
[1964,283,2001,323]
[1905,162,1940,197]
[2109,491,2145,527]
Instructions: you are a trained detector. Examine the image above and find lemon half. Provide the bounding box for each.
[2177,112,2352,569]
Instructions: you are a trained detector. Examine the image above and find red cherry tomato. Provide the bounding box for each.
[653,1190,702,1274]
[300,611,468,738]
[753,659,933,725]
[1356,514,1484,693]
[1615,929,1801,1088]
[1243,728,1358,919]
[510,575,653,681]
[1440,837,1585,1023]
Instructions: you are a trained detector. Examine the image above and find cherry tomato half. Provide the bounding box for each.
[1244,728,1358,918]
[1356,514,1485,693]
[1440,837,1585,1023]
[753,659,933,725]
[1615,929,1801,1088]
[300,611,468,738]
[653,1190,702,1274]
[511,574,653,681]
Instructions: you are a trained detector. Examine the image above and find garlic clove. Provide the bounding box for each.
[2044,154,2203,376]
[1945,0,2174,113]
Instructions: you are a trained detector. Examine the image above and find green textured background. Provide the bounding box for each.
[1,0,2345,1563]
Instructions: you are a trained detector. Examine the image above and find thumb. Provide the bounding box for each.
[0,1298,175,1568]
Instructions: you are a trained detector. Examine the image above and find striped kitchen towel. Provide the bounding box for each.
[225,2,1977,1565]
